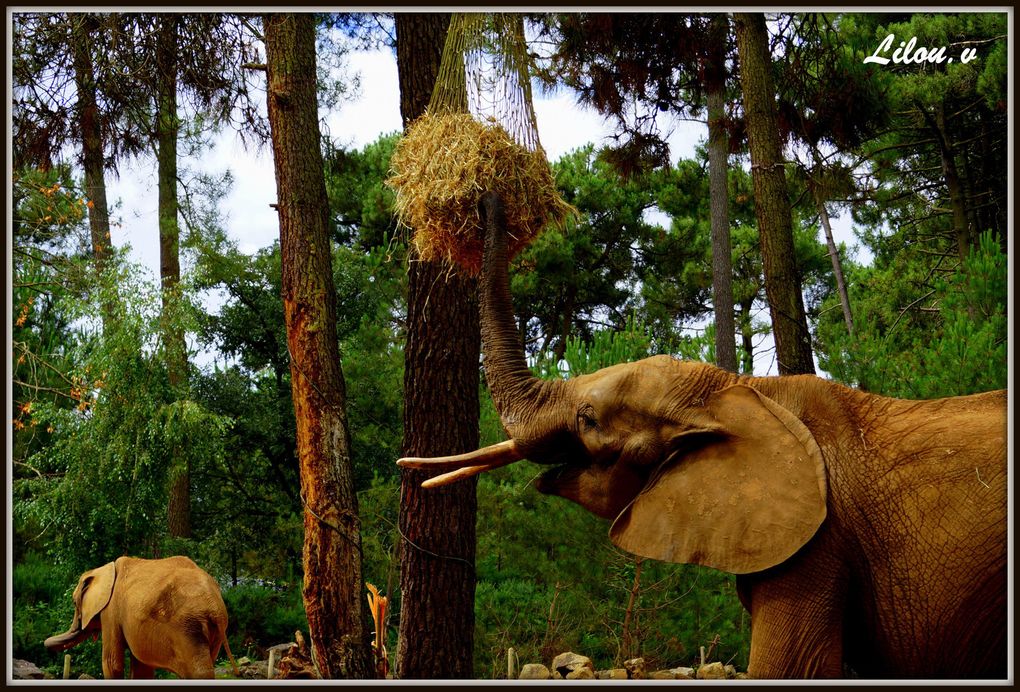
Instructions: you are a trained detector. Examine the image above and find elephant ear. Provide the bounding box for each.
[609,384,827,575]
[79,561,117,628]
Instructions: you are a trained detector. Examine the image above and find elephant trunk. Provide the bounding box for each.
[44,627,89,652]
[397,191,568,484]
[477,191,565,451]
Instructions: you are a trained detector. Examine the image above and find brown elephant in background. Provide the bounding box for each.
[44,556,238,679]
[399,191,1008,679]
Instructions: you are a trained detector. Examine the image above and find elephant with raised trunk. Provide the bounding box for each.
[45,556,238,679]
[399,191,1007,679]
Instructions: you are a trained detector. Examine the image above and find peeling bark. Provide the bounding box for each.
[264,13,372,679]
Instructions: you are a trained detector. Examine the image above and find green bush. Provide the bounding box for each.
[817,230,1007,398]
[221,582,308,656]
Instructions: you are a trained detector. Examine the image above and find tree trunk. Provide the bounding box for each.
[154,15,192,539]
[814,189,854,336]
[552,287,576,364]
[69,14,116,327]
[705,13,737,373]
[733,13,815,375]
[264,13,372,679]
[395,13,480,679]
[738,295,756,374]
[918,101,972,261]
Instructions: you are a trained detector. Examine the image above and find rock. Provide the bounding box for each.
[78,674,96,680]
[671,666,696,679]
[734,672,751,680]
[519,663,551,680]
[724,664,737,678]
[649,670,678,680]
[596,669,628,680]
[697,661,727,680]
[623,657,646,679]
[566,667,595,680]
[552,652,594,678]
[12,659,50,680]
[238,660,270,679]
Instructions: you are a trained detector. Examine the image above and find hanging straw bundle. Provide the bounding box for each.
[388,112,573,274]
[386,14,575,275]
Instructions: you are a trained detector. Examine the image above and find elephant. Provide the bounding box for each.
[44,556,239,679]
[398,191,1008,679]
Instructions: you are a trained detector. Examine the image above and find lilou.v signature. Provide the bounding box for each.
[864,33,979,66]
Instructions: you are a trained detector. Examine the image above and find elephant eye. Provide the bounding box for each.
[576,404,598,432]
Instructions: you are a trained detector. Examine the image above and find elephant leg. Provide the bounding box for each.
[101,631,126,679]
[129,653,155,679]
[738,531,849,678]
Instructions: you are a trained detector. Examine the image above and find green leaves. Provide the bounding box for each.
[816,231,1006,398]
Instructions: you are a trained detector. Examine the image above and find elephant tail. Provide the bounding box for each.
[220,630,239,677]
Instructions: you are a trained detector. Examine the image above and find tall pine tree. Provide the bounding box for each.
[264,12,373,678]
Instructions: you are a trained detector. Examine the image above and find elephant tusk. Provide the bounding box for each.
[398,440,524,488]
[421,462,504,488]
[397,439,522,471]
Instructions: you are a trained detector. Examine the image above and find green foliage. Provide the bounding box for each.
[333,244,405,487]
[12,11,1008,677]
[12,191,236,571]
[12,552,96,678]
[324,131,402,250]
[16,322,232,575]
[356,474,402,660]
[12,166,90,243]
[509,144,656,357]
[847,13,1008,250]
[817,231,1006,398]
[12,167,94,475]
[221,583,309,656]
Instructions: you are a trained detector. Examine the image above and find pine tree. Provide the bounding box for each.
[264,12,373,678]
[394,12,480,679]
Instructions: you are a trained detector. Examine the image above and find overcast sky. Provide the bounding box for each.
[105,43,860,376]
[107,45,712,262]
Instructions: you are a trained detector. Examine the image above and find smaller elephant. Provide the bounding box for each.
[44,556,238,679]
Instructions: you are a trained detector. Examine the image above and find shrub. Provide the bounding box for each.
[221,582,308,656]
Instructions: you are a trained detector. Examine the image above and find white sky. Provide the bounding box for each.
[104,44,861,376]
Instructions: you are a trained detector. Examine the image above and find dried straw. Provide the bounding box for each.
[386,111,575,275]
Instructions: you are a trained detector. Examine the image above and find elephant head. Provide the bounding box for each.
[399,191,828,575]
[44,561,116,652]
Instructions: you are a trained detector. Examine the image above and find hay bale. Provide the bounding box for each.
[386,111,575,275]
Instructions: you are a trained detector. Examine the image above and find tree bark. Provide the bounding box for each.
[154,15,193,539]
[738,295,756,374]
[69,14,115,317]
[807,156,856,340]
[395,12,480,679]
[264,13,372,678]
[733,13,815,375]
[705,13,737,373]
[621,557,644,661]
